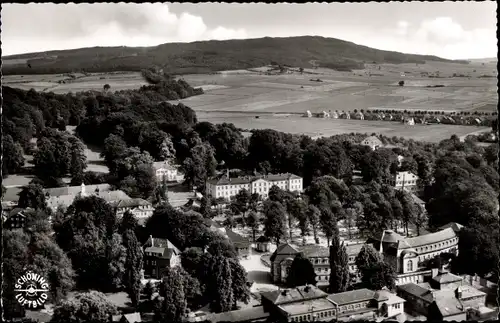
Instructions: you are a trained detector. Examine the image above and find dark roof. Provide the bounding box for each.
[270,243,300,262]
[113,198,152,208]
[345,243,365,256]
[327,288,376,306]
[432,298,465,318]
[432,271,463,284]
[397,283,434,303]
[225,229,251,248]
[405,228,457,248]
[143,236,180,259]
[261,285,327,305]
[206,306,269,323]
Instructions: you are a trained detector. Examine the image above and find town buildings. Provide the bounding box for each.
[2,207,30,230]
[113,198,154,220]
[205,173,303,201]
[204,219,251,258]
[142,236,181,279]
[270,243,364,287]
[360,135,383,151]
[369,224,462,285]
[260,285,406,322]
[397,268,487,321]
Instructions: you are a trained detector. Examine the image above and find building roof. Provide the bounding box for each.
[279,297,336,316]
[207,173,302,186]
[379,230,405,244]
[299,244,329,258]
[152,161,177,171]
[205,306,269,323]
[112,312,142,323]
[397,283,434,303]
[374,290,406,305]
[143,236,180,259]
[261,285,327,305]
[361,136,383,146]
[456,285,486,299]
[405,228,457,248]
[327,289,376,306]
[225,229,251,249]
[438,222,464,233]
[432,271,463,285]
[98,190,131,202]
[113,198,152,209]
[432,296,465,318]
[45,184,111,197]
[270,243,300,262]
[2,186,22,202]
[345,243,367,256]
[410,193,425,205]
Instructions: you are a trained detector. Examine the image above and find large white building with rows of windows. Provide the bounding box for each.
[205,173,303,200]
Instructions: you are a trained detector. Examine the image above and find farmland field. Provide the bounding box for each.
[3,60,496,143]
[196,112,490,143]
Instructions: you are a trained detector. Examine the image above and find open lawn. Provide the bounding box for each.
[197,112,490,142]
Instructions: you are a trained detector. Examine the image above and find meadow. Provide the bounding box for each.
[3,59,496,147]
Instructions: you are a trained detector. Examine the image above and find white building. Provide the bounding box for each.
[205,173,303,201]
[152,161,184,182]
[113,198,154,219]
[45,183,131,212]
[360,135,383,151]
[389,171,419,193]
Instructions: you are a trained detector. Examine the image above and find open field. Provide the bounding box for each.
[197,112,490,143]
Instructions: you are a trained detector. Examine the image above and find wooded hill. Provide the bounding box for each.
[3,36,468,75]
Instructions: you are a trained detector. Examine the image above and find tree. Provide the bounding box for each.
[398,81,405,86]
[286,198,306,242]
[355,244,396,290]
[246,211,260,242]
[307,205,321,244]
[51,291,118,323]
[122,229,143,307]
[287,253,317,287]
[230,188,251,217]
[263,201,287,245]
[17,184,47,211]
[115,148,157,199]
[155,268,187,322]
[2,135,25,177]
[103,84,111,92]
[296,205,310,245]
[183,141,217,191]
[119,210,139,234]
[177,267,202,311]
[207,255,234,313]
[228,258,251,308]
[329,237,350,293]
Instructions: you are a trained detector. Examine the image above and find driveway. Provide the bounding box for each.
[240,254,279,293]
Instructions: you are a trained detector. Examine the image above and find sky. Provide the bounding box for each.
[2,2,497,59]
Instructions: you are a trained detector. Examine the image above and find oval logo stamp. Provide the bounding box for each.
[14,271,50,309]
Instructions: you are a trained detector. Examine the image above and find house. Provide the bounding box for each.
[328,288,406,321]
[353,111,364,120]
[206,173,303,201]
[113,198,154,220]
[403,117,415,125]
[270,244,331,287]
[256,235,273,252]
[143,236,181,279]
[360,136,383,151]
[225,229,252,258]
[45,183,132,212]
[389,171,419,193]
[261,285,406,322]
[152,161,183,182]
[261,285,337,322]
[397,269,486,321]
[345,243,366,278]
[369,225,461,285]
[2,207,30,230]
[111,312,142,323]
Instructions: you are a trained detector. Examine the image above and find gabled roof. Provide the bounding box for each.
[432,297,465,317]
[112,312,142,323]
[361,136,383,146]
[327,288,376,306]
[299,244,329,258]
[261,285,327,305]
[45,184,111,197]
[113,198,152,209]
[432,271,463,285]
[270,243,300,262]
[152,161,176,171]
[345,243,365,256]
[397,283,434,303]
[143,236,180,259]
[438,222,464,233]
[225,229,251,248]
[207,173,302,186]
[205,306,269,323]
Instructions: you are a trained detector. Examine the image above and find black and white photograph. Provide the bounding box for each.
[1,2,498,323]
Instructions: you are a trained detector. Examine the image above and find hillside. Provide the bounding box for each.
[2,36,467,75]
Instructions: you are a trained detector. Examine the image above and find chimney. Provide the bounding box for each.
[379,231,386,253]
[150,235,154,247]
[304,285,311,293]
[281,290,288,296]
[227,169,230,179]
[81,183,86,196]
[431,268,439,278]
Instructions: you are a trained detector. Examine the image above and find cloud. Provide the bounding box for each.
[2,3,249,55]
[396,21,410,36]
